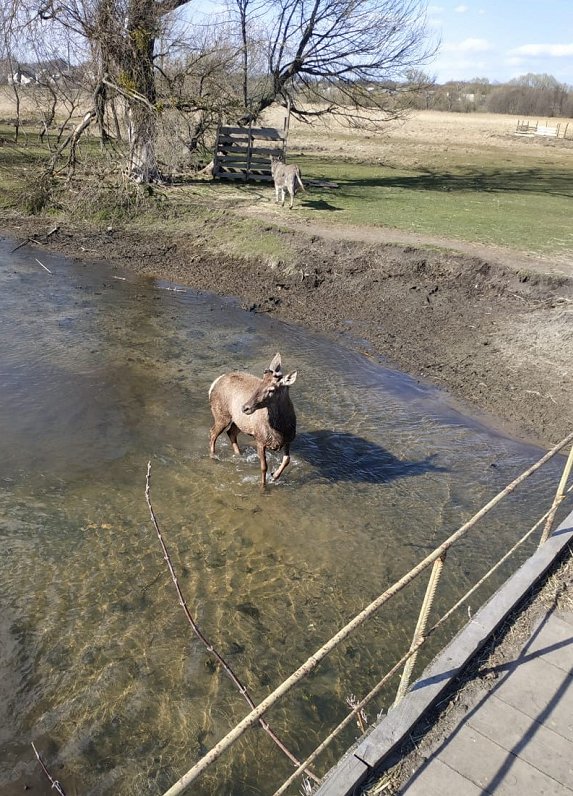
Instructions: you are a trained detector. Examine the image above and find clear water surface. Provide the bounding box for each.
[0,237,562,795]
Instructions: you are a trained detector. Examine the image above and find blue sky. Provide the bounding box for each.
[427,0,573,84]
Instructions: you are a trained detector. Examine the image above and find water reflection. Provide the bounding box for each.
[0,236,564,796]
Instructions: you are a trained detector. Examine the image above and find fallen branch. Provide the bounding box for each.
[10,239,30,253]
[35,257,52,274]
[31,742,66,796]
[9,227,59,254]
[144,462,319,782]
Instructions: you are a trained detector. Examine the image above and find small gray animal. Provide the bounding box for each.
[270,155,305,209]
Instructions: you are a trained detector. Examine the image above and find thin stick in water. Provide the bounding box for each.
[35,258,53,274]
[144,462,319,782]
[31,742,67,796]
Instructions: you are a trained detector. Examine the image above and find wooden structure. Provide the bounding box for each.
[515,119,570,139]
[213,124,286,182]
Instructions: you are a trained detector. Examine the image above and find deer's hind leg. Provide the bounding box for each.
[271,443,291,481]
[210,413,231,457]
[226,422,241,455]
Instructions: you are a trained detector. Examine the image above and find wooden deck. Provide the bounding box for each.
[399,607,573,794]
[316,509,573,795]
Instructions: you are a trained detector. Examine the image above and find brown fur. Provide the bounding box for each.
[209,353,298,486]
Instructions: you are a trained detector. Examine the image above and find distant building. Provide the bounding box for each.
[9,67,37,85]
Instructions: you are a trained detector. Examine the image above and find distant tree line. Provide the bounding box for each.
[403,72,573,117]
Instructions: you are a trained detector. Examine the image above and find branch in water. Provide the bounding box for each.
[31,742,67,796]
[144,461,319,782]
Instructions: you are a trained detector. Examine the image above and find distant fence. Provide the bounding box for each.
[515,119,571,139]
[213,124,286,182]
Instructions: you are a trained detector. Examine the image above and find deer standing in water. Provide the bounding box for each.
[208,353,298,486]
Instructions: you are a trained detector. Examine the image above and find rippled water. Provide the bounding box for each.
[0,236,563,795]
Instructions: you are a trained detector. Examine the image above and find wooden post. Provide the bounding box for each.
[539,442,573,545]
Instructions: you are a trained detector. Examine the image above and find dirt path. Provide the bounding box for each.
[2,213,572,447]
[243,208,573,279]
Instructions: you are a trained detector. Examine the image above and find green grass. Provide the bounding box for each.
[1,119,572,259]
[292,154,573,256]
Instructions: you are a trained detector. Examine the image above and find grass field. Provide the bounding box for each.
[1,91,572,259]
[266,109,573,257]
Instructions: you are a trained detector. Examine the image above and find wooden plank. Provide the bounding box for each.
[251,127,285,140]
[314,753,369,796]
[217,172,274,183]
[217,139,250,149]
[216,146,283,158]
[217,138,250,147]
[249,147,284,157]
[219,126,252,135]
[218,126,283,139]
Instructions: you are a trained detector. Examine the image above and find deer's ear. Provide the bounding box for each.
[268,353,282,375]
[281,371,297,386]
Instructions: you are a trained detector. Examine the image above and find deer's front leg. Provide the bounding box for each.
[257,441,268,486]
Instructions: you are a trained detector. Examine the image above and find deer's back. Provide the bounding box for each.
[209,372,259,417]
[272,164,300,189]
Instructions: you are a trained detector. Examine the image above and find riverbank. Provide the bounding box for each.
[1,213,572,448]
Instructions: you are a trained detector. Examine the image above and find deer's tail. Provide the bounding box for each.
[296,168,306,192]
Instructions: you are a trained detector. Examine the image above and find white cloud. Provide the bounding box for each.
[509,43,573,58]
[454,4,470,12]
[443,37,492,53]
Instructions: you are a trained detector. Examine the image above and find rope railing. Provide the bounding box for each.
[159,431,573,796]
[272,478,573,796]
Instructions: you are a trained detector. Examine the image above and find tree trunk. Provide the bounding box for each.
[127,101,159,181]
[123,0,161,181]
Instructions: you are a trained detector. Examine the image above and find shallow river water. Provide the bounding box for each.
[0,237,563,795]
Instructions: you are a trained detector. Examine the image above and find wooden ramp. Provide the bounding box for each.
[213,125,286,182]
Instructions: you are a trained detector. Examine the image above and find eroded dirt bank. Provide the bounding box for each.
[2,216,572,447]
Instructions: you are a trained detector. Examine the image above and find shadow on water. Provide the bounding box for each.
[296,430,447,484]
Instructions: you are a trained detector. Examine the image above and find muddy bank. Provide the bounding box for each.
[2,215,572,447]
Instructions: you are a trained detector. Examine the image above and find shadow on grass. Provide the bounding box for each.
[335,167,573,198]
[300,198,343,211]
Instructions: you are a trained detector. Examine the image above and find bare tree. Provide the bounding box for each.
[232,0,435,125]
[0,0,24,143]
[7,0,434,181]
[487,73,571,117]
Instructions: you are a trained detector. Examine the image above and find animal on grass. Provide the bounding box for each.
[208,353,298,486]
[270,155,305,209]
